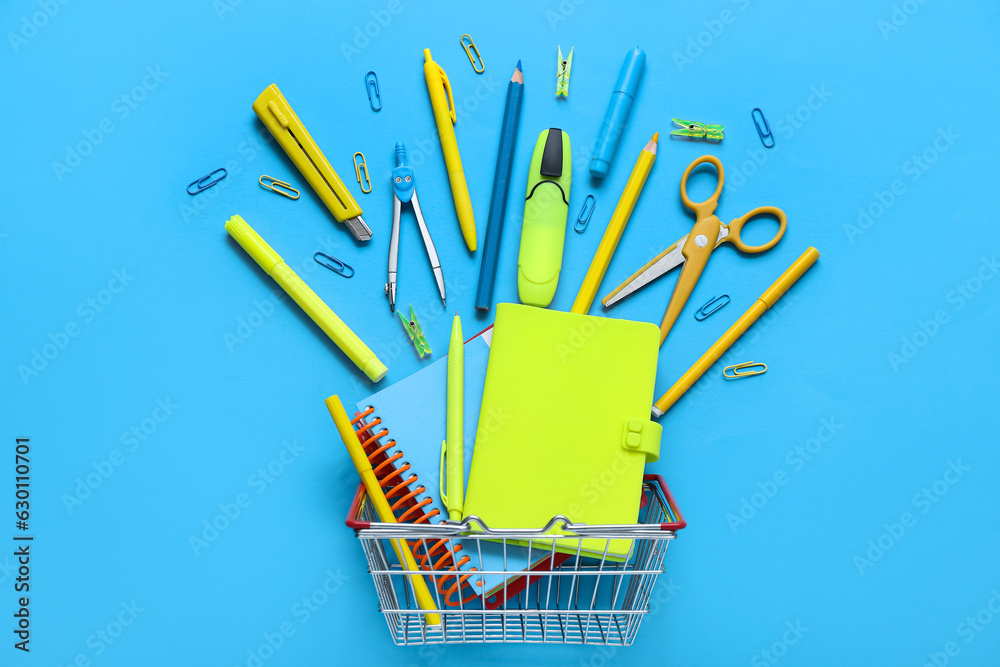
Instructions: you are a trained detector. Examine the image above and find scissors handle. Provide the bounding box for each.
[680,155,724,219]
[724,206,787,253]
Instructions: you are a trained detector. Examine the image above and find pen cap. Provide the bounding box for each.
[225,215,284,275]
[614,47,646,94]
[589,48,645,179]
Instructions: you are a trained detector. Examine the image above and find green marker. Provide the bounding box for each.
[517,128,571,307]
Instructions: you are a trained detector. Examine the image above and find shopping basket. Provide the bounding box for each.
[345,473,685,645]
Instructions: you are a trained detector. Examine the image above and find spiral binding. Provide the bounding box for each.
[351,406,481,606]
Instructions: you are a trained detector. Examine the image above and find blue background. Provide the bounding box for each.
[4,0,1000,664]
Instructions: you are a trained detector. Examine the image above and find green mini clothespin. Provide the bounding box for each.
[556,45,573,98]
[398,305,432,358]
[671,118,724,141]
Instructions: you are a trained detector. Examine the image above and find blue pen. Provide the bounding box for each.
[589,47,645,179]
[475,61,524,311]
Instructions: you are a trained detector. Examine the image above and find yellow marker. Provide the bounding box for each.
[324,396,441,627]
[651,247,820,418]
[424,48,477,252]
[571,133,658,314]
[225,215,387,382]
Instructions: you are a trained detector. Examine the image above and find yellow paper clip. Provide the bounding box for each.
[258,175,300,200]
[460,34,484,73]
[723,361,768,379]
[353,152,371,194]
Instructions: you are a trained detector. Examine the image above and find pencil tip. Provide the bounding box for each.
[516,59,522,70]
[652,132,659,142]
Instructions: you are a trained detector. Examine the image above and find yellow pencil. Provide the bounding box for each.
[651,248,820,418]
[324,395,442,626]
[424,48,477,252]
[571,133,658,314]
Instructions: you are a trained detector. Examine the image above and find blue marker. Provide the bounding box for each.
[589,47,645,179]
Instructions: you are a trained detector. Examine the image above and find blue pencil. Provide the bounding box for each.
[475,61,524,311]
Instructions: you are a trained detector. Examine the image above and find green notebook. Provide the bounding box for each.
[463,304,662,561]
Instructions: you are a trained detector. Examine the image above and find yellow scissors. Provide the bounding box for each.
[602,155,787,345]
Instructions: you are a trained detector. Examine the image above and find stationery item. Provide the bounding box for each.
[252,84,373,242]
[352,152,371,194]
[324,395,441,626]
[723,361,767,379]
[187,168,226,195]
[355,329,557,603]
[366,71,382,111]
[574,194,595,233]
[556,46,573,97]
[589,47,645,179]
[460,34,485,73]
[385,142,446,313]
[313,252,354,278]
[442,314,464,520]
[517,128,572,308]
[225,215,387,382]
[423,49,478,252]
[601,155,787,345]
[694,294,730,321]
[651,247,819,417]
[398,304,432,358]
[475,61,524,311]
[671,118,724,141]
[464,304,662,561]
[752,108,774,148]
[258,175,300,200]
[571,133,658,314]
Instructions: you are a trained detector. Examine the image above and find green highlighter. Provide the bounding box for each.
[517,128,571,307]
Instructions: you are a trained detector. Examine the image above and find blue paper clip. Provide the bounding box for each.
[752,108,774,148]
[694,294,730,321]
[186,168,227,195]
[313,252,354,278]
[574,194,596,233]
[365,71,381,112]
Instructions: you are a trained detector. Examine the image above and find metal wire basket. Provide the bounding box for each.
[345,473,685,645]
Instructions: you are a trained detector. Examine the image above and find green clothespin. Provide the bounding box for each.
[556,45,573,98]
[671,118,724,141]
[398,304,432,358]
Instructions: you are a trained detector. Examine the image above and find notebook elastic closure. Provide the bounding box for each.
[621,418,661,463]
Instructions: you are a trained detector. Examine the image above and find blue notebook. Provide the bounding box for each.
[356,327,546,604]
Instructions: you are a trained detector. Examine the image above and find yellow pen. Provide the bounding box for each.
[324,396,441,627]
[225,215,387,382]
[651,247,820,417]
[424,48,477,252]
[571,133,658,314]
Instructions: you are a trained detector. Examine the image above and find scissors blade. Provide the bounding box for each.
[602,237,688,308]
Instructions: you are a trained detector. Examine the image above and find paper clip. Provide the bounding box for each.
[723,361,768,379]
[353,152,371,194]
[398,304,432,358]
[258,175,300,200]
[574,194,596,233]
[460,34,485,73]
[752,108,775,148]
[186,168,227,195]
[365,71,381,112]
[671,118,724,141]
[694,294,730,321]
[313,252,354,279]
